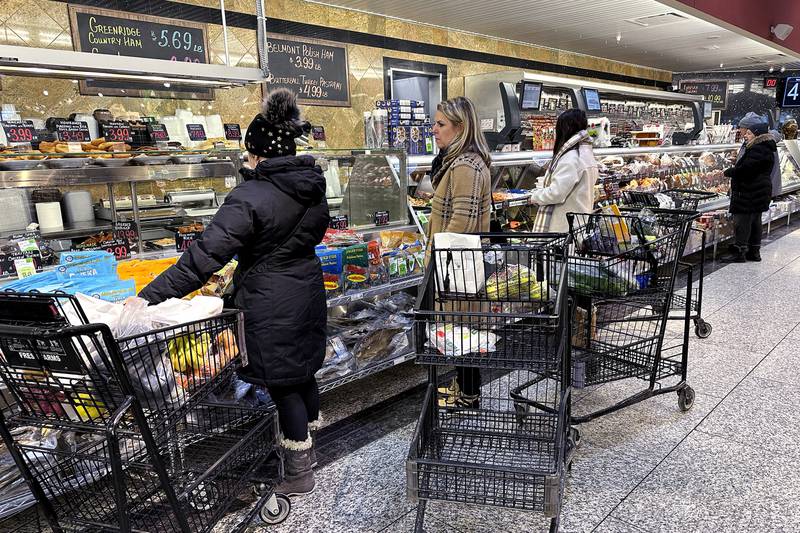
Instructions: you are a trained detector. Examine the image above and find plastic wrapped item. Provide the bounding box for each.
[485,264,547,301]
[426,323,499,357]
[564,261,638,297]
[316,335,356,381]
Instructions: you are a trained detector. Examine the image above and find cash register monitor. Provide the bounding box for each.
[520,81,543,111]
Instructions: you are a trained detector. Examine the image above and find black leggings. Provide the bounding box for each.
[267,378,320,442]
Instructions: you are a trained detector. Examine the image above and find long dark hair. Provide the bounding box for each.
[553,109,588,156]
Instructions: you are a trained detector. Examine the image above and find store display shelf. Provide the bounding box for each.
[699,197,730,212]
[0,162,237,188]
[327,275,422,308]
[318,347,416,393]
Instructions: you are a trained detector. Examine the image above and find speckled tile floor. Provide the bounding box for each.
[7,223,800,533]
[215,222,800,533]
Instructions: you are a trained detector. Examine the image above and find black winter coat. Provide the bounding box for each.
[724,134,776,214]
[139,155,330,387]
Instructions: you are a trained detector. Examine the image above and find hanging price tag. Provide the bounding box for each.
[2,121,38,144]
[101,121,132,143]
[186,124,207,141]
[55,121,91,143]
[223,123,242,141]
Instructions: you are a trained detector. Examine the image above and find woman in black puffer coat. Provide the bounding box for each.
[139,89,329,495]
[722,119,776,262]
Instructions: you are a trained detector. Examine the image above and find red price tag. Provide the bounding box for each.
[101,121,132,143]
[55,121,91,143]
[105,242,130,260]
[147,124,170,142]
[186,124,207,141]
[2,122,37,144]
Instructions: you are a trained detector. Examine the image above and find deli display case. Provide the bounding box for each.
[465,71,705,150]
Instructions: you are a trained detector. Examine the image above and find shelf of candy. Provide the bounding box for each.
[521,115,556,151]
[318,228,425,305]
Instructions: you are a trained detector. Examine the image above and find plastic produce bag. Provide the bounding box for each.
[426,323,499,357]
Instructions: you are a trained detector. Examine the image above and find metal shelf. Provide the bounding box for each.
[318,347,416,393]
[0,162,237,189]
[327,275,423,308]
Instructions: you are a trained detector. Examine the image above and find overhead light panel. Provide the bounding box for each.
[0,44,266,88]
[625,12,688,28]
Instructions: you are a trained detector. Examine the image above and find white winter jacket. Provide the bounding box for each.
[528,144,599,233]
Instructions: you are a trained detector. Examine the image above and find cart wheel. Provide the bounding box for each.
[678,386,695,412]
[188,480,220,512]
[259,493,291,525]
[695,320,712,339]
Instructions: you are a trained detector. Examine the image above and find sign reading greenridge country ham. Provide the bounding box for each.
[265,34,350,107]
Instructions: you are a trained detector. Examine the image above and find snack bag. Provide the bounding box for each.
[367,240,389,287]
[343,243,369,293]
[317,247,344,297]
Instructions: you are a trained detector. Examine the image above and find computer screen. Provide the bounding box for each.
[520,81,543,111]
[782,77,800,108]
[583,88,601,112]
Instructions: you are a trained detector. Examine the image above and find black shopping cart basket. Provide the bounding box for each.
[0,292,291,532]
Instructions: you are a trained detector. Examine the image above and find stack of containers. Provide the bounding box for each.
[375,100,434,155]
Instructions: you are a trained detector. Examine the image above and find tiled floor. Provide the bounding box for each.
[214,223,800,532]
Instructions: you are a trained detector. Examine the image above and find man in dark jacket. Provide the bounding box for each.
[722,115,776,262]
[139,89,329,495]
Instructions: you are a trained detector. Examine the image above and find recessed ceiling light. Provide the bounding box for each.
[719,63,725,68]
[616,32,622,43]
[781,66,787,72]
[769,66,775,73]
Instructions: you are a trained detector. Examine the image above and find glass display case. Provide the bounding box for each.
[0,149,241,277]
[313,149,409,230]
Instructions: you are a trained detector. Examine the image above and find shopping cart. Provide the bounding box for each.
[621,189,716,338]
[564,209,697,424]
[0,292,290,532]
[408,233,574,532]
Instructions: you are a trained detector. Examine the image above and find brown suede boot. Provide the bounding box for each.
[275,436,315,496]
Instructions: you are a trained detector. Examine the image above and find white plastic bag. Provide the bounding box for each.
[149,296,224,327]
[433,233,485,295]
[427,323,499,357]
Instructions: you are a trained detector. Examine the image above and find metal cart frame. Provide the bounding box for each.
[0,292,290,532]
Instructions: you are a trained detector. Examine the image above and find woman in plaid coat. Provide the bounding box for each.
[427,96,492,409]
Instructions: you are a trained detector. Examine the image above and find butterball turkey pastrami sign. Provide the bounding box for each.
[265,34,350,107]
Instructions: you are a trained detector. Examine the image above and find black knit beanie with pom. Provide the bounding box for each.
[245,88,306,158]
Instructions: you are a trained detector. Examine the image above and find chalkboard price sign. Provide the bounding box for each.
[101,121,132,143]
[69,6,211,100]
[679,81,728,109]
[266,34,350,107]
[186,124,207,142]
[55,121,91,143]
[2,121,38,144]
[224,124,242,141]
[69,6,208,63]
[147,123,170,142]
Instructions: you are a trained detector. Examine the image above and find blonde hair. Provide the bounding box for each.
[436,96,491,177]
